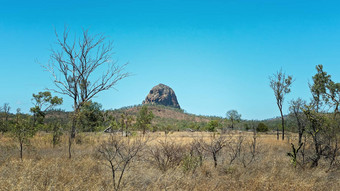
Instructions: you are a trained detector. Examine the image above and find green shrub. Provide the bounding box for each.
[256,122,269,132]
[206,120,219,132]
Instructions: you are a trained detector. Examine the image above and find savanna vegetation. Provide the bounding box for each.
[0,28,340,190]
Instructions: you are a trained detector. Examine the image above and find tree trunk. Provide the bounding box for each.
[20,141,23,160]
[298,129,304,145]
[280,109,285,140]
[68,136,72,159]
[71,110,77,139]
[213,153,217,168]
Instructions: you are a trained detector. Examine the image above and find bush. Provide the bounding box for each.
[206,120,219,132]
[148,140,186,172]
[256,122,269,132]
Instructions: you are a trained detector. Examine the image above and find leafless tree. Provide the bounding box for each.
[289,98,307,145]
[269,69,293,140]
[148,139,186,172]
[98,135,147,191]
[189,139,205,166]
[44,27,129,158]
[200,134,229,168]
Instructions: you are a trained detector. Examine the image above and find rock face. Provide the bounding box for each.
[143,84,180,109]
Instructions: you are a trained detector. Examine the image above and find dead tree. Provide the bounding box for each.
[201,134,229,168]
[44,27,129,158]
[98,135,147,191]
[228,135,243,165]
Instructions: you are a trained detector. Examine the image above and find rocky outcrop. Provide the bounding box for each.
[143,84,180,109]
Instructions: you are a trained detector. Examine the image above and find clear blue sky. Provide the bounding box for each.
[1,0,340,120]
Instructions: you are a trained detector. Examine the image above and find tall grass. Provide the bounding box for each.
[0,132,339,190]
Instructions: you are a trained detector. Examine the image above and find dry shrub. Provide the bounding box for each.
[97,134,147,191]
[148,139,187,172]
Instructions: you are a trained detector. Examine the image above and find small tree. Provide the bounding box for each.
[226,110,241,129]
[136,105,154,136]
[289,98,307,145]
[306,65,340,168]
[310,65,331,113]
[303,105,328,167]
[206,120,219,132]
[0,103,11,133]
[119,112,133,137]
[269,69,293,140]
[256,122,269,132]
[148,140,186,172]
[78,101,104,132]
[98,135,147,191]
[51,122,63,148]
[200,135,229,168]
[11,109,37,160]
[311,65,340,117]
[30,91,63,125]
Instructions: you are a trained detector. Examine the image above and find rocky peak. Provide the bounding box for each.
[142,83,180,109]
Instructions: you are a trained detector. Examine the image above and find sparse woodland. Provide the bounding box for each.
[0,29,340,190]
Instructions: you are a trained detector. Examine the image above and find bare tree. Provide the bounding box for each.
[269,69,293,140]
[200,134,229,168]
[98,135,147,191]
[44,28,129,158]
[227,135,243,165]
[148,139,186,172]
[289,98,307,145]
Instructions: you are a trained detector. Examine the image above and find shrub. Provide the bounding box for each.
[206,120,219,132]
[148,140,186,172]
[256,123,269,132]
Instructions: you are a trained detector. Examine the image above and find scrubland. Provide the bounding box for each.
[1,131,339,191]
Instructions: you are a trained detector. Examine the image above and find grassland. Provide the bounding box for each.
[1,131,339,191]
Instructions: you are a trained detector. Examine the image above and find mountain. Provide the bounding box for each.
[143,84,181,109]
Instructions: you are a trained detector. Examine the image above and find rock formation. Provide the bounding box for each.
[143,83,180,109]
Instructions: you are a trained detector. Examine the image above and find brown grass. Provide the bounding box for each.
[1,131,340,191]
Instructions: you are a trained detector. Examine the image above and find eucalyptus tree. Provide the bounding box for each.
[11,109,37,160]
[311,65,340,117]
[136,105,154,136]
[30,91,63,125]
[269,69,293,140]
[310,65,331,113]
[226,110,241,129]
[307,65,340,168]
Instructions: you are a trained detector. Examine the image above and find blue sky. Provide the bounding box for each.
[0,0,340,120]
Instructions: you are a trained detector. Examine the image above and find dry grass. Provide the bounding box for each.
[1,131,340,191]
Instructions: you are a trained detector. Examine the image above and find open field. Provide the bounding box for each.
[1,131,340,191]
